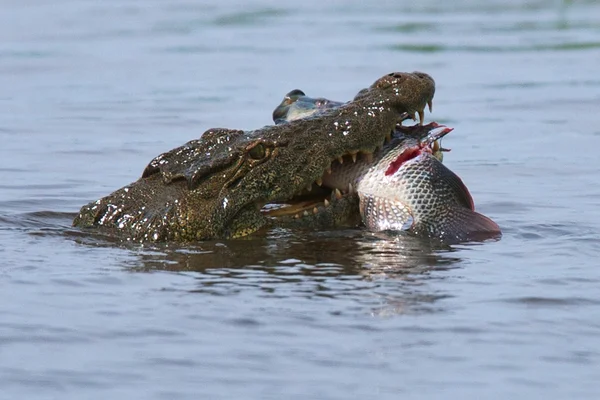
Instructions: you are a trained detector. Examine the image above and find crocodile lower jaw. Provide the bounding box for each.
[259,150,371,219]
[261,185,351,220]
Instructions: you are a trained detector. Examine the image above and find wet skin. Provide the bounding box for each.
[73,72,436,242]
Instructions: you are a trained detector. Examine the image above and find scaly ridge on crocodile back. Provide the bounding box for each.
[73,72,436,242]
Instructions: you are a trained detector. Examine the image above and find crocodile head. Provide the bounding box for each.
[73,71,435,241]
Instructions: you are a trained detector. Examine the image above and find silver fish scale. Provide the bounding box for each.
[359,193,412,231]
[357,153,458,232]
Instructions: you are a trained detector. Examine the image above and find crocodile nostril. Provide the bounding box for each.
[387,72,406,81]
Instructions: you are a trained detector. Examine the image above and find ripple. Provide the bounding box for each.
[501,296,600,307]
[376,22,439,33]
[0,50,62,59]
[0,211,75,229]
[212,8,288,26]
[159,44,289,54]
[388,41,600,53]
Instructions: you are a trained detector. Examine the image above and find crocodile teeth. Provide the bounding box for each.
[303,210,310,217]
[324,199,330,207]
[361,151,373,163]
[312,207,318,214]
[348,183,354,194]
[316,178,322,186]
[399,112,412,123]
[294,213,301,219]
[326,167,332,174]
[306,184,312,192]
[337,156,344,164]
[418,109,425,125]
[349,151,357,163]
[335,188,343,199]
[427,99,433,113]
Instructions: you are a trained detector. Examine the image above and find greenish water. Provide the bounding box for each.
[1,1,600,399]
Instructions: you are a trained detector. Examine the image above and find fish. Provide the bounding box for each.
[321,122,501,243]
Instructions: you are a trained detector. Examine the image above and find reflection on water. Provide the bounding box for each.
[72,226,463,316]
[126,230,458,274]
[0,209,465,318]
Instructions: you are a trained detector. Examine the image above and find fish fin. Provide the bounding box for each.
[432,161,474,210]
[359,194,413,231]
[412,206,501,244]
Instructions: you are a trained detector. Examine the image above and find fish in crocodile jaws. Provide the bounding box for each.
[73,71,436,241]
[273,90,501,243]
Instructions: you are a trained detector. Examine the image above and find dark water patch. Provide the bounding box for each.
[146,356,198,368]
[483,79,600,89]
[501,296,600,307]
[0,50,62,59]
[389,44,444,53]
[480,20,600,33]
[1,367,145,390]
[67,29,139,41]
[0,166,30,173]
[213,8,288,27]
[150,18,210,35]
[0,183,78,191]
[0,211,75,230]
[484,201,532,214]
[92,327,185,340]
[541,352,596,366]
[513,223,577,240]
[376,22,439,34]
[388,41,600,53]
[226,317,263,328]
[159,44,289,54]
[343,1,561,15]
[0,322,94,345]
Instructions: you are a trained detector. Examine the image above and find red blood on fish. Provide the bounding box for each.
[385,147,421,176]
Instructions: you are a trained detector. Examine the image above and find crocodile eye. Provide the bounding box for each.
[248,143,266,160]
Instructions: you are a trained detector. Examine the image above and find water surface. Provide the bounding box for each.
[2,1,600,399]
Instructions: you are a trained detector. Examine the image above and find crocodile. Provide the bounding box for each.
[73,71,436,242]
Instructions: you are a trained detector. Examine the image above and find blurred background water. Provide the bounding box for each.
[1,0,600,399]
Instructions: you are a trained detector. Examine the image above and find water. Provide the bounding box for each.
[1,0,600,398]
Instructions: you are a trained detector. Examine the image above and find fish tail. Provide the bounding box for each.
[412,206,501,244]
